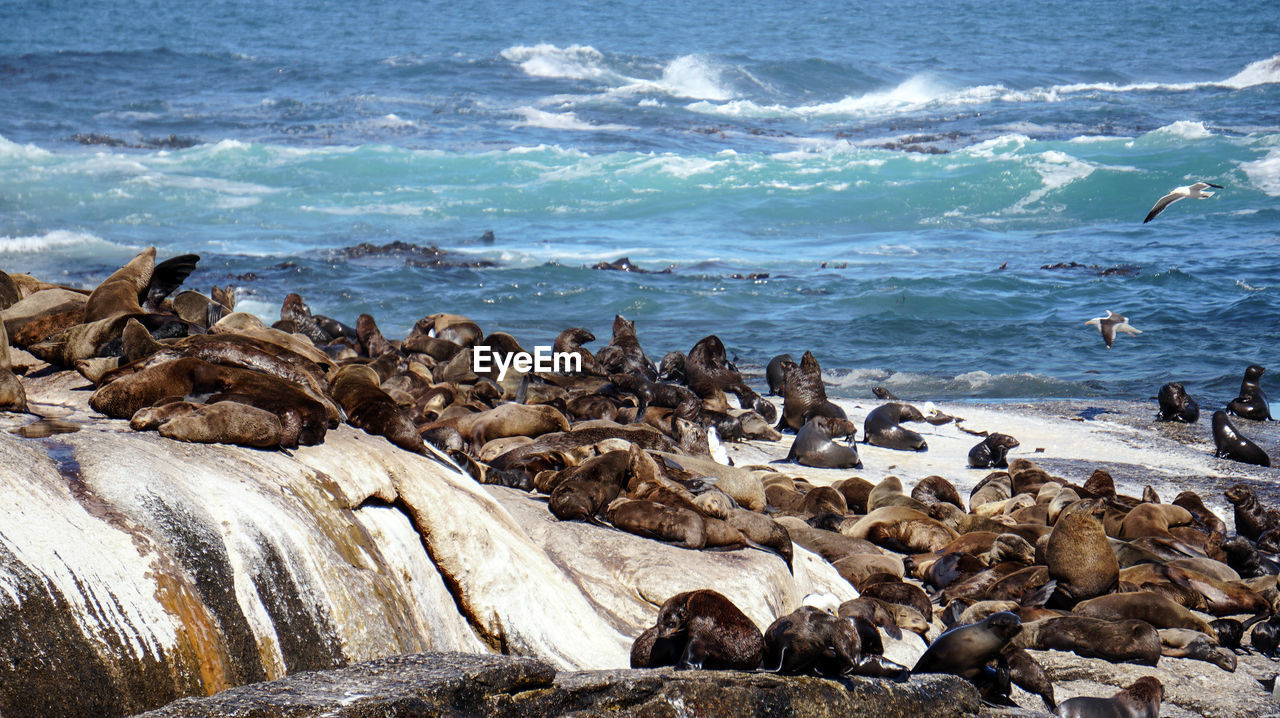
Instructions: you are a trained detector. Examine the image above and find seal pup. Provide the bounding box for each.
[1084,310,1141,349]
[1142,180,1222,223]
[637,589,765,670]
[761,606,909,679]
[1054,676,1162,718]
[863,402,928,451]
[1227,364,1272,421]
[1155,382,1199,423]
[1211,411,1270,467]
[783,416,861,469]
[968,433,1019,469]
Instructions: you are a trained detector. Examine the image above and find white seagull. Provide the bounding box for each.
[1143,181,1223,223]
[1085,310,1142,349]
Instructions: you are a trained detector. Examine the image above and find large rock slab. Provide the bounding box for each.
[133,651,986,718]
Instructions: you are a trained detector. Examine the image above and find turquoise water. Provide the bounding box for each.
[1,0,1278,400]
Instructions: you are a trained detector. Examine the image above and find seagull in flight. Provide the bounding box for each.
[1085,310,1141,349]
[1143,181,1223,223]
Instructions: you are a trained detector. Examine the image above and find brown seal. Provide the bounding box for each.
[156,400,284,449]
[595,315,657,380]
[552,327,607,375]
[1226,364,1272,421]
[912,611,1022,684]
[632,589,765,670]
[1212,410,1270,467]
[783,416,861,469]
[968,433,1020,468]
[863,402,928,451]
[765,354,793,395]
[330,364,424,453]
[1156,382,1200,423]
[911,475,964,510]
[90,356,328,447]
[84,247,155,322]
[1224,483,1280,541]
[761,606,909,679]
[845,506,959,553]
[606,498,706,549]
[684,335,775,422]
[1054,676,1162,718]
[1073,591,1215,635]
[779,351,832,432]
[1045,499,1117,607]
[1012,616,1160,665]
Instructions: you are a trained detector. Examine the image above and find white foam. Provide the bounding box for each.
[500,44,619,81]
[232,297,279,325]
[130,173,280,197]
[370,113,419,130]
[1221,53,1280,89]
[0,230,120,254]
[1150,120,1214,140]
[1241,148,1280,197]
[616,55,735,101]
[0,134,52,160]
[1012,150,1095,210]
[512,107,633,132]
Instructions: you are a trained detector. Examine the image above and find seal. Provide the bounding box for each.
[595,315,658,381]
[845,506,959,554]
[330,364,425,454]
[634,589,765,670]
[766,354,793,395]
[1012,616,1160,665]
[911,475,964,510]
[1053,676,1162,718]
[968,433,1020,469]
[761,606,909,679]
[863,402,928,451]
[912,611,1022,683]
[685,335,775,419]
[1223,483,1280,541]
[606,498,707,550]
[156,400,284,449]
[779,351,837,432]
[1155,382,1199,423]
[552,327,607,376]
[1073,591,1215,635]
[1045,499,1118,607]
[1212,411,1270,467]
[784,416,862,469]
[1227,364,1272,421]
[83,247,155,322]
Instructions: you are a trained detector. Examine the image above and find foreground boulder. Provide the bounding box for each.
[134,651,985,718]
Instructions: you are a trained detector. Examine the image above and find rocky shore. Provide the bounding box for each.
[0,251,1277,717]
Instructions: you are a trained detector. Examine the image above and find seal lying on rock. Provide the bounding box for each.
[631,589,764,670]
[761,606,908,679]
[1053,676,1162,718]
[1155,382,1199,423]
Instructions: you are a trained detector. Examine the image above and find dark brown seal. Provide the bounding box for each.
[1156,382,1199,423]
[1212,410,1270,467]
[1054,676,1162,718]
[1012,616,1159,665]
[761,606,908,679]
[913,611,1022,682]
[331,364,424,454]
[863,402,928,451]
[606,499,706,549]
[765,354,793,395]
[968,433,1019,468]
[784,416,861,469]
[1226,364,1272,421]
[684,335,775,421]
[156,400,284,449]
[779,351,833,432]
[632,589,764,670]
[595,315,657,381]
[1224,483,1280,541]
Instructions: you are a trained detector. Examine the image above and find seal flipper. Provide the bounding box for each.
[143,253,200,312]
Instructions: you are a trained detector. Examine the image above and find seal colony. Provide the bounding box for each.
[1,248,1279,715]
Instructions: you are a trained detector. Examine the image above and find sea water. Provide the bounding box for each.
[1,0,1278,401]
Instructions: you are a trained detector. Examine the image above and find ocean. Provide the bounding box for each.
[2,0,1278,402]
